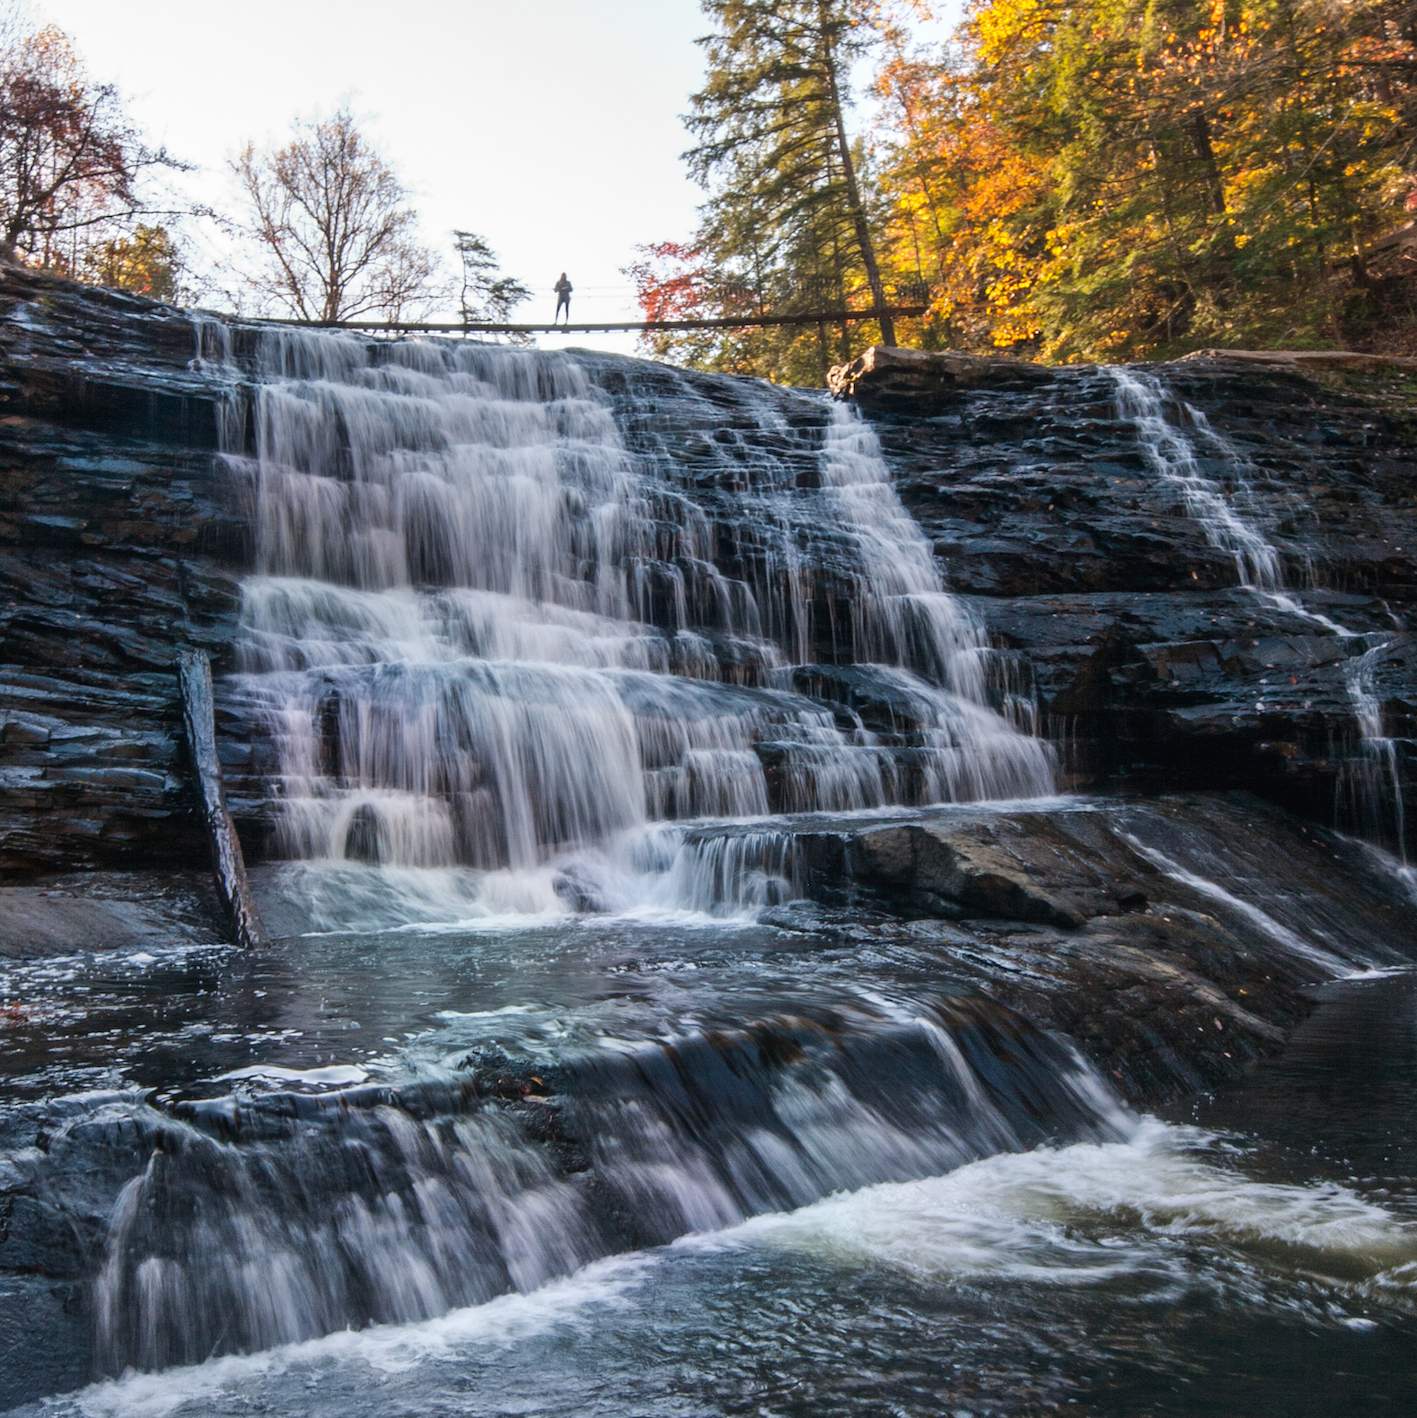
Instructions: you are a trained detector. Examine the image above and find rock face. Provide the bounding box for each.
[827,344,1050,409]
[1,267,249,877]
[784,790,1410,1098]
[3,277,1415,882]
[839,347,1417,849]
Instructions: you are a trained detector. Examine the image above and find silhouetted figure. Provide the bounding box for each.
[554,273,573,324]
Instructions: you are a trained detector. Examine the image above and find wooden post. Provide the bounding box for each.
[177,650,267,948]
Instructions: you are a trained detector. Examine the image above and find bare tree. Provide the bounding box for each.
[233,107,443,323]
[0,7,181,266]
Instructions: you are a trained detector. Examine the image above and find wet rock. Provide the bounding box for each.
[342,804,384,865]
[828,345,1050,410]
[789,791,1410,1098]
[7,268,1416,876]
[852,820,1092,926]
[0,871,225,957]
[852,360,1417,852]
[1,267,250,877]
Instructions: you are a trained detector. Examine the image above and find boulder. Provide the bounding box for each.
[827,345,1050,409]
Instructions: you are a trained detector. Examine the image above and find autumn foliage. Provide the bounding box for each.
[0,7,180,283]
[643,0,1416,377]
[878,0,1417,359]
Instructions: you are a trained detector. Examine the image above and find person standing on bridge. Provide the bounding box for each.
[553,272,573,325]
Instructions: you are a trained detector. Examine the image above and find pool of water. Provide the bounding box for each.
[6,952,1414,1417]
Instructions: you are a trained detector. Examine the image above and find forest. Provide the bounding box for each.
[632,0,1417,379]
[2,1,1413,379]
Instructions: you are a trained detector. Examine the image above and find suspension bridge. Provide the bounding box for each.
[258,303,930,336]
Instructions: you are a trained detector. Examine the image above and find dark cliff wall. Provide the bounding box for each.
[849,354,1417,848]
[2,269,1414,877]
[0,268,249,874]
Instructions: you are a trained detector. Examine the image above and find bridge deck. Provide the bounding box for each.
[259,305,928,336]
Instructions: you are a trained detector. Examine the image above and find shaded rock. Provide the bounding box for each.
[851,819,1095,926]
[1,267,251,876]
[793,791,1412,1097]
[828,345,1049,410]
[0,871,225,957]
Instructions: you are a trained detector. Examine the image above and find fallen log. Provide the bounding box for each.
[177,649,267,948]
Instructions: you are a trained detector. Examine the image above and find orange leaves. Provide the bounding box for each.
[872,0,1415,360]
[624,242,715,325]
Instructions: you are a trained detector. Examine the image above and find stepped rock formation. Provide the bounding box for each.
[2,269,1416,1407]
[4,269,1413,880]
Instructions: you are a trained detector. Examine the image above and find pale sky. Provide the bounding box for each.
[41,0,952,355]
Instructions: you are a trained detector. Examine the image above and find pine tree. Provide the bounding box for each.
[646,0,896,379]
[454,230,531,331]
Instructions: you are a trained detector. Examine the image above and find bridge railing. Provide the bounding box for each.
[249,300,933,338]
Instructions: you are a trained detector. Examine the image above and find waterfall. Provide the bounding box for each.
[91,998,1125,1374]
[222,329,1056,927]
[1110,367,1408,860]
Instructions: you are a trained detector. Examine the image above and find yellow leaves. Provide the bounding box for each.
[973,0,1044,66]
[871,0,1412,362]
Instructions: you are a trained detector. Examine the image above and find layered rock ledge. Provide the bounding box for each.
[832,345,1417,843]
[2,272,1414,909]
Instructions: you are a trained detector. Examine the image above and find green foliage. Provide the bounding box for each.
[631,0,898,383]
[454,229,531,340]
[876,0,1417,359]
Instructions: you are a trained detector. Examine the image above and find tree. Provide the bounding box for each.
[873,0,1416,359]
[82,221,183,301]
[0,8,180,268]
[623,238,766,369]
[453,229,530,327]
[233,108,442,323]
[630,0,903,382]
[686,0,897,346]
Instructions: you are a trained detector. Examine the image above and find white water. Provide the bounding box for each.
[84,999,1118,1375]
[50,1115,1416,1418]
[1110,367,1408,861]
[712,1115,1417,1292]
[224,330,1055,925]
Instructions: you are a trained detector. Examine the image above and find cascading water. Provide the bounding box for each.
[89,998,1126,1374]
[1110,367,1409,860]
[7,286,1417,1417]
[224,332,1056,928]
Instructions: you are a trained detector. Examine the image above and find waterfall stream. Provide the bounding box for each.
[90,999,1125,1374]
[225,333,1055,928]
[1110,367,1409,860]
[6,309,1417,1415]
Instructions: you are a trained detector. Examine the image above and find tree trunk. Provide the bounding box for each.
[1188,111,1228,217]
[177,650,267,949]
[820,11,895,347]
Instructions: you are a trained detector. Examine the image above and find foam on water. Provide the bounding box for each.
[45,1116,1417,1418]
[713,1116,1416,1277]
[61,1255,655,1418]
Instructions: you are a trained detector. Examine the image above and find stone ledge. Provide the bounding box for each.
[1175,347,1417,373]
[827,345,1049,408]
